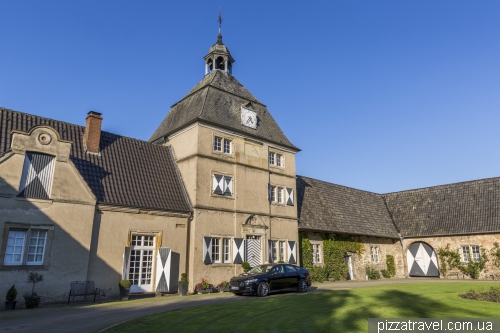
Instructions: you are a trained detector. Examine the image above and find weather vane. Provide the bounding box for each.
[218,10,223,34]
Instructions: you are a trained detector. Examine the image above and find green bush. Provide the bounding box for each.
[461,250,488,279]
[380,269,391,278]
[6,284,17,301]
[241,262,251,272]
[178,273,189,285]
[386,255,396,277]
[119,280,132,288]
[366,266,380,280]
[460,287,500,303]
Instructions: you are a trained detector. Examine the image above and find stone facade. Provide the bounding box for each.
[166,123,298,291]
[403,234,500,279]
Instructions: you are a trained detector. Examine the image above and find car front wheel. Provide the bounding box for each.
[298,279,308,293]
[257,282,270,297]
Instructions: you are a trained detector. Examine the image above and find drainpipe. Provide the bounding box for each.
[398,232,407,278]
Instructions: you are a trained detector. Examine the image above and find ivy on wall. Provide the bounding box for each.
[438,244,488,280]
[300,232,363,282]
[386,255,396,277]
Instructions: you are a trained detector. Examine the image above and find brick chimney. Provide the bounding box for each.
[84,111,102,154]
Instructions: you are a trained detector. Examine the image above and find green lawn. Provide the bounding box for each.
[106,282,500,333]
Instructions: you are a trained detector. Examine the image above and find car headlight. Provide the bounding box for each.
[245,278,258,284]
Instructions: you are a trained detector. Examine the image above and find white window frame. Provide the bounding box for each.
[471,245,481,262]
[211,238,220,263]
[271,240,287,263]
[269,152,275,165]
[279,241,286,262]
[214,136,222,152]
[270,186,285,205]
[213,135,233,155]
[270,185,276,202]
[461,245,480,263]
[277,187,283,204]
[370,246,380,263]
[3,228,48,266]
[223,139,231,154]
[211,237,232,264]
[269,151,284,168]
[311,242,322,264]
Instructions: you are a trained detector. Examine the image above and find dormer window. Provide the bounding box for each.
[18,152,55,199]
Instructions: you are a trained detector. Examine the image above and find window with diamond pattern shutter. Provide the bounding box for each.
[203,237,212,264]
[285,188,294,206]
[232,238,244,264]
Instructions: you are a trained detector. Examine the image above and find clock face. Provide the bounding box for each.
[241,107,257,129]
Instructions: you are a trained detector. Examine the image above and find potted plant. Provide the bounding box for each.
[178,273,189,296]
[24,271,42,308]
[218,281,230,292]
[241,262,251,273]
[119,280,132,301]
[195,278,213,294]
[5,284,17,310]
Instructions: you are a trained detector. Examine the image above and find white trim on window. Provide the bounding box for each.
[269,151,285,168]
[370,246,380,263]
[461,245,481,263]
[4,228,48,266]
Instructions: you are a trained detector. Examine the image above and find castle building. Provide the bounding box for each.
[1,26,499,302]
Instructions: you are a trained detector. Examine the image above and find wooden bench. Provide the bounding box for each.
[67,281,101,305]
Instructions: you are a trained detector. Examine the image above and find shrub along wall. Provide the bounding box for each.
[300,232,363,282]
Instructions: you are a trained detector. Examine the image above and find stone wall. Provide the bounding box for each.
[403,233,500,279]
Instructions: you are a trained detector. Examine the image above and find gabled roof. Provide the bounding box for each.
[149,70,299,151]
[0,107,192,213]
[383,177,500,237]
[296,175,399,238]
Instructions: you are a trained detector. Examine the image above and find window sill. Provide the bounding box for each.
[211,263,234,267]
[211,193,235,200]
[212,151,235,159]
[1,265,48,271]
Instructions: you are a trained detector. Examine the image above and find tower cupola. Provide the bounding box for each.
[204,12,234,75]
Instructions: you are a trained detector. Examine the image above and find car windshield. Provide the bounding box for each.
[247,265,274,274]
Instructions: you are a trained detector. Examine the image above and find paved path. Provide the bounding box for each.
[0,278,493,333]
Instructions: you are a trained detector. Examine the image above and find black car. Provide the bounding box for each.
[229,263,312,297]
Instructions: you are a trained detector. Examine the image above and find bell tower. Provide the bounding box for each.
[204,12,235,75]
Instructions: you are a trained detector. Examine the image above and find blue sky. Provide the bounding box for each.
[1,1,500,193]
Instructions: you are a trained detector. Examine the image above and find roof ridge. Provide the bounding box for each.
[297,175,382,195]
[383,176,500,195]
[1,107,83,130]
[2,107,169,147]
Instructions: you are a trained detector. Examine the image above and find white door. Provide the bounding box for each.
[346,256,353,280]
[246,235,261,267]
[128,235,155,292]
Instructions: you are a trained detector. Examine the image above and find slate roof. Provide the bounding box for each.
[149,70,299,151]
[296,176,399,238]
[0,107,192,213]
[383,177,500,237]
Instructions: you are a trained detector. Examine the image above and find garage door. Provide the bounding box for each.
[407,242,439,277]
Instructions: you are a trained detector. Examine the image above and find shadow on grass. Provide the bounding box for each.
[311,288,492,332]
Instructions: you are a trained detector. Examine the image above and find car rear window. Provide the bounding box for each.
[285,265,297,273]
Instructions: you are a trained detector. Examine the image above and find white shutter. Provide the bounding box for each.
[223,176,233,196]
[233,238,244,264]
[212,174,223,195]
[155,247,171,292]
[203,237,212,264]
[268,240,273,263]
[122,247,131,280]
[286,188,294,206]
[288,241,297,264]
